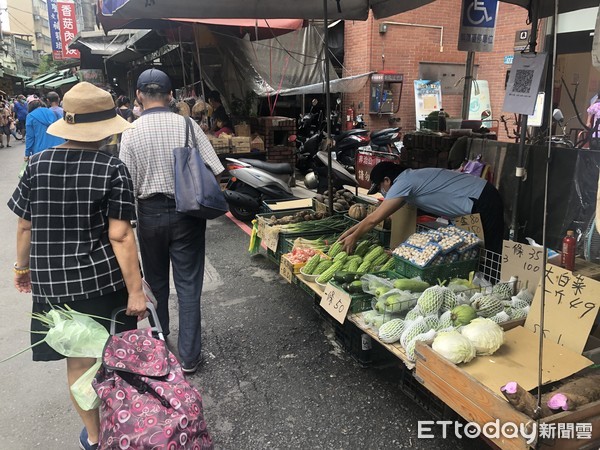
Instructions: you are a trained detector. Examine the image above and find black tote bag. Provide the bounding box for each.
[173,117,228,219]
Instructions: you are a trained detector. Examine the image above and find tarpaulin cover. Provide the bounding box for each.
[199,25,343,103]
[100,0,436,20]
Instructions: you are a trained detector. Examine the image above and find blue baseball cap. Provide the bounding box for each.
[137,68,172,93]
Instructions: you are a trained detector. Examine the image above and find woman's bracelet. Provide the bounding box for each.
[13,262,30,275]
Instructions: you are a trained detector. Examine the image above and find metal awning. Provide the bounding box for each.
[26,69,71,88]
[69,29,152,56]
[264,72,373,97]
[99,0,436,20]
[501,0,598,17]
[43,76,79,89]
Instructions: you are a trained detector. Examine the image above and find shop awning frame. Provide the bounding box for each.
[43,76,79,89]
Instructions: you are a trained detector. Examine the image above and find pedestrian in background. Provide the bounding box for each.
[8,81,146,450]
[116,96,134,123]
[25,99,65,158]
[47,91,64,118]
[120,68,224,374]
[13,95,27,138]
[0,101,13,147]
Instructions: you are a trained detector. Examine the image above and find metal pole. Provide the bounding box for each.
[509,4,539,241]
[461,51,475,120]
[194,28,207,119]
[536,0,558,425]
[323,0,334,215]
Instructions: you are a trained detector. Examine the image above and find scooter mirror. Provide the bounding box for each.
[311,99,318,106]
[552,108,564,123]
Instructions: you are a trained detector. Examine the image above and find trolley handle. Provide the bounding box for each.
[110,301,164,341]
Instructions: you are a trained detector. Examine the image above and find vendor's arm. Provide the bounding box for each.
[108,217,146,318]
[15,217,32,293]
[339,197,405,253]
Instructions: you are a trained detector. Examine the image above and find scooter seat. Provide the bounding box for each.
[370,127,401,139]
[238,159,294,175]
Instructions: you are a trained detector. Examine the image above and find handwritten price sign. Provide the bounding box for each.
[500,240,543,293]
[320,283,352,324]
[525,264,600,353]
[453,213,485,243]
[262,228,280,253]
[279,257,294,284]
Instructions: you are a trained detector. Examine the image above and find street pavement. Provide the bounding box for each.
[0,139,483,449]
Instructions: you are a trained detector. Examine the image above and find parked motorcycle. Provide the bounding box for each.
[369,127,403,153]
[224,158,296,221]
[305,150,359,194]
[224,154,358,221]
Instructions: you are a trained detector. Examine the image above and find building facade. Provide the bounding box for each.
[343,0,535,140]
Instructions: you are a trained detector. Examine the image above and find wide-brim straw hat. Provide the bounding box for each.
[47,82,133,142]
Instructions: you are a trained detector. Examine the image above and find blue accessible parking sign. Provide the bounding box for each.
[458,0,499,52]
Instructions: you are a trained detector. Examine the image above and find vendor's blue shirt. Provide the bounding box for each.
[386,168,486,217]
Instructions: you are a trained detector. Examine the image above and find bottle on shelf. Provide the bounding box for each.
[438,109,447,132]
[561,230,576,271]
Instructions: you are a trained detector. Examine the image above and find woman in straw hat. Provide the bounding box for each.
[7,82,147,450]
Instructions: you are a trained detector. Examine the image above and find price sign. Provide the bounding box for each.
[453,213,485,242]
[257,218,266,239]
[525,264,600,353]
[279,257,294,283]
[263,228,279,252]
[500,240,543,293]
[320,283,352,324]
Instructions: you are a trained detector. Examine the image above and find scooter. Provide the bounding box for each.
[305,150,359,194]
[224,158,296,221]
[224,149,360,220]
[333,129,371,169]
[369,126,402,153]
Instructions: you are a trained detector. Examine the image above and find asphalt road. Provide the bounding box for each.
[0,140,483,449]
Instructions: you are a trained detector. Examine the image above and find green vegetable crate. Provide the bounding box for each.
[328,281,373,314]
[393,255,479,284]
[256,210,345,263]
[343,215,390,247]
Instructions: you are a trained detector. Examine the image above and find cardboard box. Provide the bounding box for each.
[231,136,251,153]
[250,135,265,152]
[234,124,251,136]
[209,135,231,150]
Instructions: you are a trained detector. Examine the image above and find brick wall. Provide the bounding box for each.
[256,117,297,165]
[344,0,532,141]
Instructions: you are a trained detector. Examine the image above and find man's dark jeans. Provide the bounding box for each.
[137,194,206,366]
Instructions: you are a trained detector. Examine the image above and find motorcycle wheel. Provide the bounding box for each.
[230,205,257,222]
[228,181,260,222]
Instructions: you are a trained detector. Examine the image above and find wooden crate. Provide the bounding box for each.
[231,136,251,153]
[414,337,600,450]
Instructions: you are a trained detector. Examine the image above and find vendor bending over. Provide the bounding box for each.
[339,162,504,254]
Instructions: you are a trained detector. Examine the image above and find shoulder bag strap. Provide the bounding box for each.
[185,116,199,150]
[184,115,191,148]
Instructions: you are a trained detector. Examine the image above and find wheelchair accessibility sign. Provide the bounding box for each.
[458,0,499,52]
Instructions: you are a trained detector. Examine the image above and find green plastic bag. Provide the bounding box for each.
[18,159,28,179]
[70,360,102,411]
[44,309,109,358]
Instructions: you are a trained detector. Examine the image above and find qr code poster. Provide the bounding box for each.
[503,52,548,115]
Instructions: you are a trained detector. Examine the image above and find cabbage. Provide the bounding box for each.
[432,330,476,364]
[460,318,504,355]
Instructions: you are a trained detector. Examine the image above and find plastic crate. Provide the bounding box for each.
[328,281,373,314]
[393,255,479,284]
[344,215,391,247]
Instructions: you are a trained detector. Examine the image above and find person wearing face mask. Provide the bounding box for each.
[339,161,504,253]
